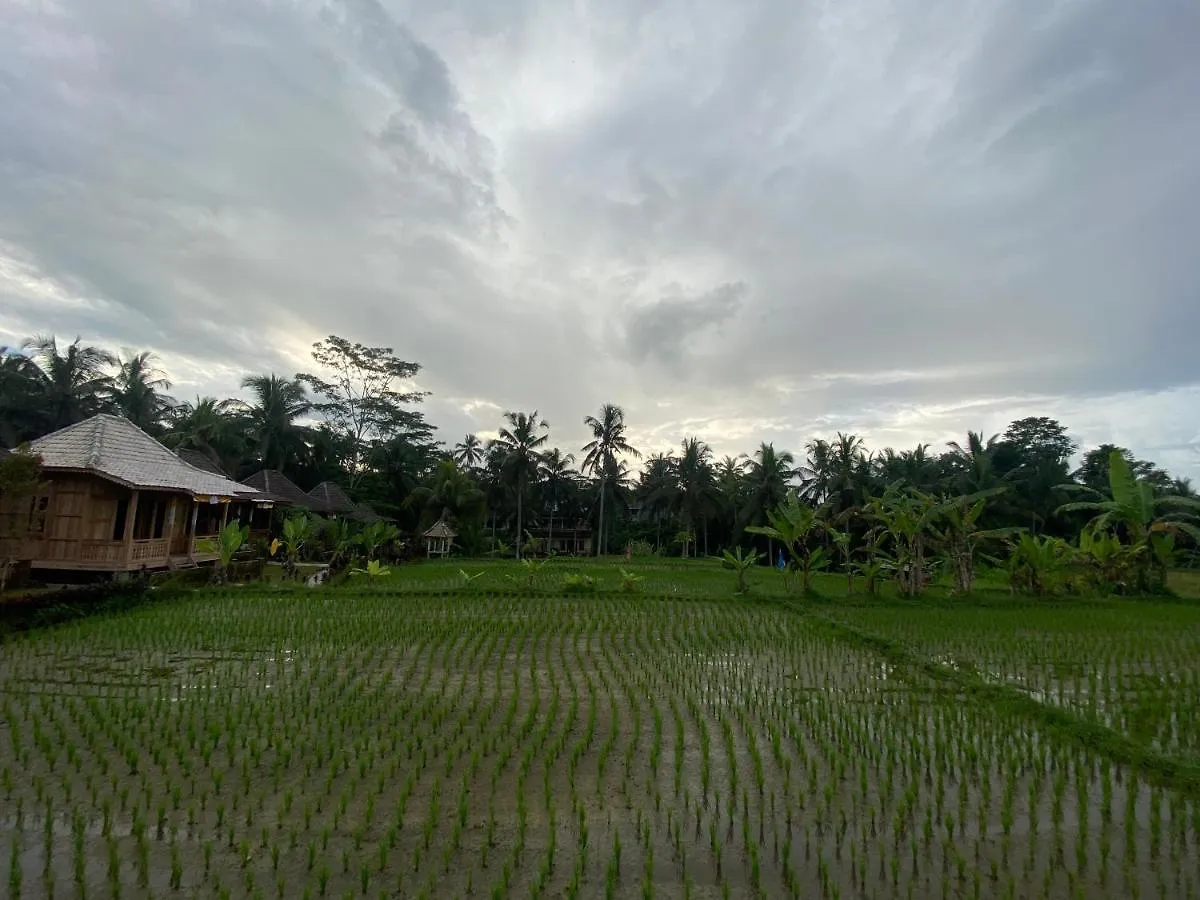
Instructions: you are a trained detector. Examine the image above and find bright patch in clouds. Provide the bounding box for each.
[0,0,1197,476]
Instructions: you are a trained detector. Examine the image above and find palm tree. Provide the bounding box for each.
[581,404,640,556]
[109,350,174,433]
[0,347,50,444]
[240,374,311,473]
[539,448,576,554]
[674,437,719,556]
[165,396,248,474]
[453,434,484,470]
[948,431,1002,493]
[23,335,116,431]
[408,458,487,529]
[741,443,796,560]
[637,453,679,552]
[494,410,549,558]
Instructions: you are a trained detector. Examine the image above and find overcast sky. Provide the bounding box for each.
[2,0,1198,476]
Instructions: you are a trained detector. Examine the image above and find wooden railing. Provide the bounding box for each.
[77,539,171,565]
[131,539,170,562]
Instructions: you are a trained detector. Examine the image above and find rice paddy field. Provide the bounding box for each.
[2,561,1199,899]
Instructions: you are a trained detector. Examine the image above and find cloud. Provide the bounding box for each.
[1,0,1198,477]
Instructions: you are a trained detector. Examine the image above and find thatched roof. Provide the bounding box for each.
[31,415,255,498]
[241,469,312,507]
[307,481,360,517]
[423,518,457,539]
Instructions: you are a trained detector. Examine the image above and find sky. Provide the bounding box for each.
[2,0,1199,478]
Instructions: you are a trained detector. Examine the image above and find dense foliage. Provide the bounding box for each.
[1,333,1197,587]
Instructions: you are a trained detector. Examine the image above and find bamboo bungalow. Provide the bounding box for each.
[12,415,267,574]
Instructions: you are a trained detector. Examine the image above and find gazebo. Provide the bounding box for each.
[422,518,457,557]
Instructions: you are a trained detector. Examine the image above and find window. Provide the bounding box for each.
[112,498,129,541]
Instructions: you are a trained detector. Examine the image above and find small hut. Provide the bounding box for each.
[422,518,456,557]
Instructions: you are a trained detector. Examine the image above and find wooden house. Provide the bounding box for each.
[525,523,594,556]
[8,415,268,574]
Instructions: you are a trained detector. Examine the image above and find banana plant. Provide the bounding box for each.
[1058,449,1200,591]
[323,518,359,570]
[350,559,391,579]
[270,515,313,580]
[214,521,250,584]
[825,528,855,595]
[716,547,763,595]
[1075,525,1139,593]
[357,520,400,562]
[865,485,941,596]
[1007,533,1072,595]
[745,491,827,594]
[851,526,887,596]
[931,488,1020,594]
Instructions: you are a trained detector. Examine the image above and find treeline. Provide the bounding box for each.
[1,333,1197,570]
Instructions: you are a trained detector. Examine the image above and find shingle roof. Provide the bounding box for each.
[31,414,256,498]
[354,503,384,523]
[175,449,227,477]
[241,469,311,507]
[423,518,457,539]
[307,481,360,516]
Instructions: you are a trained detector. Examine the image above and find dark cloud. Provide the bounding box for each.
[0,0,1197,476]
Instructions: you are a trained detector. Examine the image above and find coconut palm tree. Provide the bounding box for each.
[741,443,796,559]
[581,404,640,556]
[947,431,1002,493]
[453,434,484,470]
[539,448,576,554]
[240,374,311,473]
[636,453,678,552]
[23,335,116,431]
[109,350,175,434]
[0,346,50,445]
[164,396,248,474]
[674,437,720,556]
[407,458,487,529]
[494,410,549,558]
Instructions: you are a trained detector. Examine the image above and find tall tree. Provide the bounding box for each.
[947,430,1002,493]
[0,347,50,446]
[297,336,427,486]
[636,453,679,551]
[23,335,115,432]
[581,404,640,556]
[539,448,576,553]
[240,374,311,474]
[494,410,549,558]
[109,350,174,434]
[742,442,797,558]
[674,437,719,556]
[164,396,248,475]
[453,434,484,470]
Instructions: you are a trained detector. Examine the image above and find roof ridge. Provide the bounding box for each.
[87,415,105,469]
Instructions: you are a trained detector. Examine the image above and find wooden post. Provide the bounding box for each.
[220,501,230,531]
[124,490,140,566]
[188,502,199,562]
